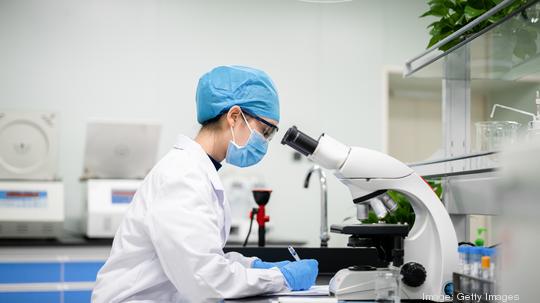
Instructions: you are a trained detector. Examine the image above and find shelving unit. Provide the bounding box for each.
[404,0,540,178]
[402,0,540,243]
[408,151,498,178]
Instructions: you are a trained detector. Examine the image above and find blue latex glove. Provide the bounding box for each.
[252,259,291,269]
[279,259,319,291]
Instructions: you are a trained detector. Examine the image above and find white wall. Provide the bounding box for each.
[0,0,432,246]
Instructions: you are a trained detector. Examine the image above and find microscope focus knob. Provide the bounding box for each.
[400,262,426,287]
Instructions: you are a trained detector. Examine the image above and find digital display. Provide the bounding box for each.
[0,191,47,208]
[111,190,136,204]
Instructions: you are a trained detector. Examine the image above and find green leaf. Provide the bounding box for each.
[468,0,489,10]
[421,0,533,61]
[427,35,441,48]
[429,23,442,36]
[361,211,379,224]
[426,21,440,28]
[448,12,460,24]
[464,5,485,20]
[456,14,466,25]
[420,10,435,18]
[439,37,462,51]
[427,0,448,5]
[426,179,444,199]
[426,4,449,18]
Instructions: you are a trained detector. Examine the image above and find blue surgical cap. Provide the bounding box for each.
[196,65,280,124]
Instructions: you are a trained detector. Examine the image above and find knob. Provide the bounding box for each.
[400,262,426,287]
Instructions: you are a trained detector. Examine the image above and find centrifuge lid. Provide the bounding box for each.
[0,112,58,180]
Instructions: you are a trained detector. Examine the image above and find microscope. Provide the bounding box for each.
[281,126,458,301]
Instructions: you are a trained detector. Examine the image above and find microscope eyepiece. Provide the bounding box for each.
[281,126,319,156]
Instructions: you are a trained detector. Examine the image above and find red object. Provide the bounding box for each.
[256,205,270,228]
[251,188,272,247]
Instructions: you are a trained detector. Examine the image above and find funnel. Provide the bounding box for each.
[252,188,272,206]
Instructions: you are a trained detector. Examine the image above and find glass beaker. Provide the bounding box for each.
[375,269,401,303]
[475,121,521,152]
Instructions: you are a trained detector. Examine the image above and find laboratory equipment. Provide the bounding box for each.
[369,198,388,219]
[222,175,270,244]
[469,246,484,294]
[379,193,398,212]
[252,188,271,247]
[374,268,401,303]
[0,181,64,238]
[83,179,141,238]
[469,247,483,278]
[82,120,160,238]
[281,126,458,301]
[457,245,472,294]
[481,256,491,280]
[83,120,161,179]
[304,165,330,247]
[288,245,301,261]
[482,247,496,279]
[0,112,64,238]
[458,245,471,275]
[475,121,521,152]
[0,112,59,180]
[355,203,369,221]
[490,90,540,138]
[481,256,492,294]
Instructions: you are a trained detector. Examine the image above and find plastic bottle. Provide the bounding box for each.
[470,246,484,294]
[458,245,471,294]
[458,245,470,274]
[481,256,492,294]
[482,247,497,281]
[470,246,483,277]
[481,256,491,279]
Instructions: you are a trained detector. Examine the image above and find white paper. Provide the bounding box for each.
[273,285,330,296]
[277,296,337,303]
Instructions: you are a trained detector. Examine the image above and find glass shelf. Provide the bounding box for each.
[405,0,540,81]
[408,151,500,178]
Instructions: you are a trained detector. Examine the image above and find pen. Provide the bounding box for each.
[288,245,301,261]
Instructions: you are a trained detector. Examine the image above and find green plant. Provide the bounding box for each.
[361,179,443,227]
[421,0,528,52]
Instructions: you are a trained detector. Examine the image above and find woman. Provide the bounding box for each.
[92,65,318,303]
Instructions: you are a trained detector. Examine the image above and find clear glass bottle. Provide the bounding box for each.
[375,268,401,303]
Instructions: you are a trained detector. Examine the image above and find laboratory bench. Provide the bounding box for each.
[0,235,304,247]
[0,237,385,303]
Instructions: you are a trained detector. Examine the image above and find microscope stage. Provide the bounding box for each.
[330,223,409,237]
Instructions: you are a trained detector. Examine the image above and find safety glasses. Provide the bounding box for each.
[242,110,279,141]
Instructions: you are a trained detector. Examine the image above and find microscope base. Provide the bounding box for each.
[330,267,452,302]
[329,268,381,301]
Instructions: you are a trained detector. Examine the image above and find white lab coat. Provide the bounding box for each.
[92,135,287,303]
